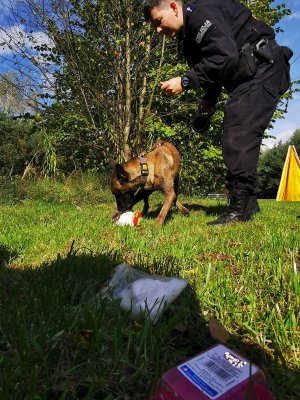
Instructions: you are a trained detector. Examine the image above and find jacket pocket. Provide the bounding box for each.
[263,84,279,102]
[233,43,257,86]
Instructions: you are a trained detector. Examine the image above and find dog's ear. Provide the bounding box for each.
[108,158,117,170]
[115,164,129,184]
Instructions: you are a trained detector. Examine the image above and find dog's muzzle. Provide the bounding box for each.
[115,193,134,213]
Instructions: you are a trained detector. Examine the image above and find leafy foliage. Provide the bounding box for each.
[0,112,41,176]
[0,0,296,194]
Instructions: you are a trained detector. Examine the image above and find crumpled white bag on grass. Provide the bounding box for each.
[100,263,188,323]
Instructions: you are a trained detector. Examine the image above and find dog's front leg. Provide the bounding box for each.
[156,191,176,226]
[132,189,151,215]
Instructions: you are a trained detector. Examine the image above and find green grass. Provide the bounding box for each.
[0,180,299,399]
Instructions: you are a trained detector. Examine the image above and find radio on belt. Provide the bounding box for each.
[150,344,275,400]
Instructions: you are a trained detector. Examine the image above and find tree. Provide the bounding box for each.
[0,71,38,115]
[0,0,295,192]
[0,112,41,177]
[15,0,167,161]
[0,0,55,111]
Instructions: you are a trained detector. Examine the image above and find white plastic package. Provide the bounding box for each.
[115,211,135,226]
[100,263,188,323]
[114,211,142,226]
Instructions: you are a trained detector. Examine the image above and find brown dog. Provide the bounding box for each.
[109,141,189,226]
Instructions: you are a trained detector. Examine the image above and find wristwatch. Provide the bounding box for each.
[181,76,190,90]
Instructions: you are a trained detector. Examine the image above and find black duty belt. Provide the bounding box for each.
[252,38,276,64]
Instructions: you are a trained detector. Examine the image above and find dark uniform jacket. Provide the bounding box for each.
[179,0,275,103]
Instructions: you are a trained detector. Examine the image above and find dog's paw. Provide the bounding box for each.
[181,207,190,216]
[155,217,165,227]
[112,210,122,222]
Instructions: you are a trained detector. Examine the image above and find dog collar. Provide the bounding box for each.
[138,141,165,186]
[139,152,149,186]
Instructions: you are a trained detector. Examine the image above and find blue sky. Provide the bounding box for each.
[262,0,300,148]
[0,0,54,109]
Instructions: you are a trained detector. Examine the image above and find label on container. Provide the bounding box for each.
[177,344,258,399]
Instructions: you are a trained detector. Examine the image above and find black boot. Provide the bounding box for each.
[248,194,260,216]
[207,189,251,226]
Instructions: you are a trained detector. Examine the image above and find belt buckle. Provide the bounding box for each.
[255,38,268,51]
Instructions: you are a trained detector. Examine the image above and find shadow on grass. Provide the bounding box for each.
[143,207,188,222]
[0,245,298,400]
[185,202,228,216]
[165,285,299,400]
[0,247,123,399]
[141,202,228,223]
[0,244,19,267]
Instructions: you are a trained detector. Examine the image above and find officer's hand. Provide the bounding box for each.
[160,77,183,96]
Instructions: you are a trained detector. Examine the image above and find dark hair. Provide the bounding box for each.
[142,0,183,21]
[142,0,162,21]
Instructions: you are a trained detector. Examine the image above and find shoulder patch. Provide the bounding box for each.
[196,20,213,44]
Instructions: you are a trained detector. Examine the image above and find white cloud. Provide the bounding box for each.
[262,129,294,149]
[291,93,300,101]
[286,11,300,20]
[261,86,300,149]
[0,24,53,56]
[262,103,300,149]
[0,23,56,102]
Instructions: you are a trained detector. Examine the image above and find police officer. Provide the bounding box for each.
[142,0,292,225]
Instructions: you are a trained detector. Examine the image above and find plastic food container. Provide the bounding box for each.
[150,344,275,400]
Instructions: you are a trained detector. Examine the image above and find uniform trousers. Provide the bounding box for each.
[223,42,290,195]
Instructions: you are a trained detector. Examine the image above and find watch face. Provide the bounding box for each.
[182,76,189,88]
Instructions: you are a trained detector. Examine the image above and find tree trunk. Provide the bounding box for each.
[123,8,132,161]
